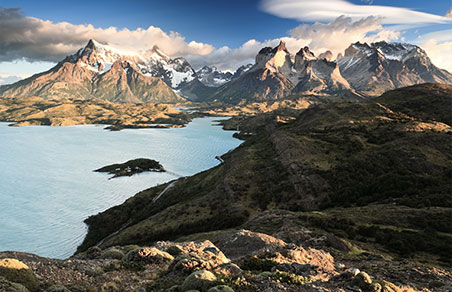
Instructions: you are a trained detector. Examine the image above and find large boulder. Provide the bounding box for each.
[181,270,217,291]
[214,230,335,275]
[213,230,287,260]
[156,240,229,267]
[0,259,38,292]
[164,241,230,275]
[124,247,174,264]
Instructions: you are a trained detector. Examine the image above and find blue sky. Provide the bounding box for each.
[0,0,451,83]
[1,0,449,47]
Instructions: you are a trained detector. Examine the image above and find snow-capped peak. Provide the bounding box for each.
[345,41,422,62]
[371,41,419,61]
[69,39,196,89]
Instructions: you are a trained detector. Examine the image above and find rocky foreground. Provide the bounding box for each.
[1,229,449,292]
[0,97,191,129]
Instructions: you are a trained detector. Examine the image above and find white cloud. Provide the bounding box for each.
[417,29,452,72]
[0,74,25,85]
[418,29,452,43]
[289,16,399,57]
[186,38,312,71]
[0,6,214,63]
[446,7,452,18]
[187,16,401,71]
[260,0,451,25]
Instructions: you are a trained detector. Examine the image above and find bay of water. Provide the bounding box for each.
[0,118,241,258]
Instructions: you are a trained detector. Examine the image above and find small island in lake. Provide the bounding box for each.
[94,158,165,179]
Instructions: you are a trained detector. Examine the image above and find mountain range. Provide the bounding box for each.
[0,39,450,103]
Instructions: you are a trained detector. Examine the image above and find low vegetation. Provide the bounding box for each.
[79,84,452,268]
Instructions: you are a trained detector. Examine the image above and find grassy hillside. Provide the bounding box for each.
[79,83,452,266]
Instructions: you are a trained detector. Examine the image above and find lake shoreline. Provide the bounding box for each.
[0,117,241,259]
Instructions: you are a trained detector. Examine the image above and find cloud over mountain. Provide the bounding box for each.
[188,16,399,71]
[0,6,214,63]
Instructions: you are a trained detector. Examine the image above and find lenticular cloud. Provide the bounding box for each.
[260,0,450,25]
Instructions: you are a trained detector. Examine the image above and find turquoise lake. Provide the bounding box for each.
[0,118,241,258]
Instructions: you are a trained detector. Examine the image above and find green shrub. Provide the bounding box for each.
[239,256,278,272]
[100,248,124,260]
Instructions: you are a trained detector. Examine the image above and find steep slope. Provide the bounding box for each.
[338,41,452,95]
[0,40,185,103]
[213,42,296,103]
[79,83,452,266]
[293,46,351,94]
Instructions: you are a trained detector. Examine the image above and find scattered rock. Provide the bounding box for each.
[352,271,372,289]
[212,263,242,276]
[271,262,316,276]
[169,254,210,275]
[0,259,39,292]
[156,241,229,267]
[181,270,217,292]
[371,282,382,292]
[345,268,361,278]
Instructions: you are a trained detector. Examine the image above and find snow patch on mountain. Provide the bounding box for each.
[196,66,233,87]
[69,40,196,89]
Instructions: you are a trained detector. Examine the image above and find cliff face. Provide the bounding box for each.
[213,42,353,103]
